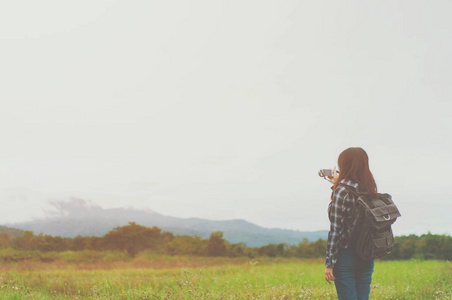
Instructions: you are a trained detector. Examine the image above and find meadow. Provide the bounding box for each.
[0,254,450,299]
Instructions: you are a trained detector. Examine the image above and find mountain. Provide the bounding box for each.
[0,226,25,239]
[6,198,328,247]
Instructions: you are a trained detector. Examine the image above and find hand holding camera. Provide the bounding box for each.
[318,167,339,184]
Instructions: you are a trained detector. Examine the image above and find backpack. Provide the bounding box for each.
[339,184,401,261]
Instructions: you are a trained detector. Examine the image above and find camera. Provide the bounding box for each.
[318,169,334,177]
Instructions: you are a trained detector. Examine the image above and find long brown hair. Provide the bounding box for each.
[333,147,377,194]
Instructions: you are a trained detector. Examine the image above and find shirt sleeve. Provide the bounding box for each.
[325,188,348,268]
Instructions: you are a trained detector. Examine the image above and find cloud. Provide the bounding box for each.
[47,198,103,218]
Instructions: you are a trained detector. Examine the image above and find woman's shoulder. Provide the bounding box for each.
[332,184,348,201]
[332,179,360,200]
[338,179,360,192]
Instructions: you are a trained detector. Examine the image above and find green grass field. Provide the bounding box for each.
[0,257,450,299]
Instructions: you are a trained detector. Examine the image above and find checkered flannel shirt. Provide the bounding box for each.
[325,179,360,268]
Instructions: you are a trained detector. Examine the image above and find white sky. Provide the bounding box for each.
[1,1,451,236]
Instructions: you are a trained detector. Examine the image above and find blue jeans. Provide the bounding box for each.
[333,247,374,300]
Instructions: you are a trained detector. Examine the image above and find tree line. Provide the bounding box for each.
[0,222,450,260]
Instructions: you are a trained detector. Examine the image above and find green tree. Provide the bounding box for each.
[0,233,10,248]
[258,244,278,257]
[103,222,162,257]
[228,242,248,257]
[207,231,227,256]
[166,235,207,255]
[13,230,37,250]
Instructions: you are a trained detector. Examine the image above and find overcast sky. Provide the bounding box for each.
[0,1,451,236]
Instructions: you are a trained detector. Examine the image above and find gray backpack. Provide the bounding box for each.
[339,184,401,261]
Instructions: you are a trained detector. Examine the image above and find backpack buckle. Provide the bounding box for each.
[383,215,390,221]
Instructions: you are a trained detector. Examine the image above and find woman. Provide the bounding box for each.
[324,147,377,300]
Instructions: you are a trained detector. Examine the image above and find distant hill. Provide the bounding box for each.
[5,198,328,247]
[0,226,25,239]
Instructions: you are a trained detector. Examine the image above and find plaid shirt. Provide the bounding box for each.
[325,179,360,268]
